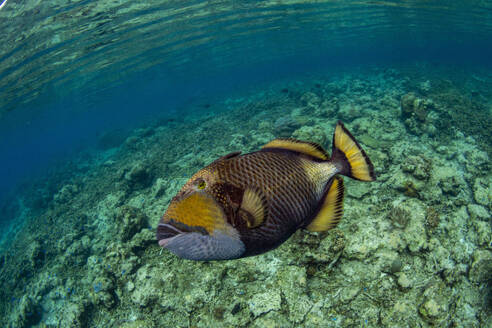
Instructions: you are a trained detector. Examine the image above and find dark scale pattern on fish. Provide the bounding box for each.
[214,150,326,255]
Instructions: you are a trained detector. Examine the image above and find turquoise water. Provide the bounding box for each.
[0,1,491,327]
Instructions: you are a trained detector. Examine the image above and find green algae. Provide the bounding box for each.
[0,65,491,327]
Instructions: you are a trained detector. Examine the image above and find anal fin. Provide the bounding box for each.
[306,177,344,232]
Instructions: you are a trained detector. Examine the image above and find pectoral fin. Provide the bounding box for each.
[238,187,268,228]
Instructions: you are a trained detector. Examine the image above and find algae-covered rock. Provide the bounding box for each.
[116,205,149,242]
[273,116,301,137]
[150,178,168,199]
[28,240,45,269]
[89,275,116,309]
[53,184,79,204]
[419,281,450,323]
[473,177,491,207]
[124,162,153,190]
[277,266,311,323]
[129,228,154,252]
[469,250,492,283]
[347,182,372,199]
[248,290,281,318]
[292,125,327,146]
[401,155,432,180]
[471,220,492,246]
[119,319,156,328]
[467,204,490,221]
[400,199,427,253]
[55,302,88,327]
[400,92,432,122]
[8,295,41,328]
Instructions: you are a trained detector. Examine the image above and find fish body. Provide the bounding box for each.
[157,121,375,260]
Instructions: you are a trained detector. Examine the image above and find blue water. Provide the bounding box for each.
[1,1,491,205]
[0,1,491,326]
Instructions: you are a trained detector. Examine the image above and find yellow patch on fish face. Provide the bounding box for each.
[164,191,227,235]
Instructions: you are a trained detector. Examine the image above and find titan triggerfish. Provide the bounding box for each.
[157,121,375,260]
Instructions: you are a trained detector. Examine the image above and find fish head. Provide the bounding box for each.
[157,169,245,261]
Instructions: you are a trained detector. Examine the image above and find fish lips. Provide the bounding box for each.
[156,222,245,261]
[156,222,185,246]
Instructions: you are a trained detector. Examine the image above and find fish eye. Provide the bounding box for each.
[196,179,206,190]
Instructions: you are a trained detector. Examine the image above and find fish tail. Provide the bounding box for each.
[331,121,376,181]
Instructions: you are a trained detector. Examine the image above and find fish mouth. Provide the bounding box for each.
[157,223,184,247]
[157,221,210,247]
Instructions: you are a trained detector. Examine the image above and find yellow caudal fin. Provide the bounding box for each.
[331,121,376,181]
[306,177,344,232]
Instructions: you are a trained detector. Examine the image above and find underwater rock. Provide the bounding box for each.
[273,116,301,137]
[115,206,149,242]
[228,133,247,150]
[465,149,490,176]
[300,92,321,114]
[400,93,436,135]
[104,242,140,277]
[28,240,45,269]
[418,281,450,323]
[396,272,412,289]
[338,103,361,121]
[401,155,431,180]
[124,163,153,190]
[418,80,432,94]
[300,91,320,107]
[131,265,161,307]
[347,182,372,199]
[128,229,154,252]
[292,125,327,146]
[90,275,116,309]
[467,204,489,221]
[439,174,463,196]
[248,290,281,318]
[316,98,338,117]
[150,178,167,199]
[471,220,492,247]
[388,170,426,198]
[277,266,312,323]
[425,206,441,235]
[473,177,491,207]
[56,302,89,327]
[400,199,427,253]
[469,250,492,283]
[313,229,345,263]
[119,320,156,328]
[9,295,41,328]
[53,184,79,204]
[123,135,141,150]
[62,235,91,266]
[400,92,432,122]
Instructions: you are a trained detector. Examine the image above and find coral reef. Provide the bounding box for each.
[0,65,491,327]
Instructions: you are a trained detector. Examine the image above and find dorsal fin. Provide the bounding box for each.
[306,176,344,232]
[238,186,267,229]
[211,151,241,164]
[262,138,329,160]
